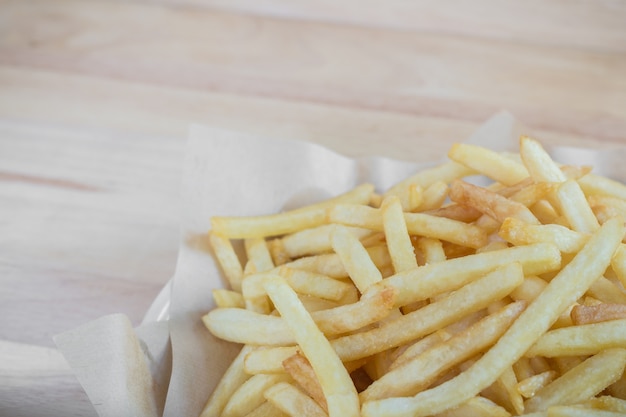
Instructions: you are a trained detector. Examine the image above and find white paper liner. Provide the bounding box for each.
[55,110,594,417]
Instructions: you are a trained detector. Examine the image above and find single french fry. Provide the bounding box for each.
[330,225,383,293]
[211,183,375,238]
[361,218,624,417]
[209,231,244,292]
[244,237,275,274]
[212,289,245,308]
[554,179,600,233]
[282,353,327,411]
[571,303,626,325]
[200,345,254,417]
[448,142,529,186]
[222,373,292,417]
[494,365,525,415]
[449,179,540,225]
[268,238,292,266]
[517,371,558,399]
[381,196,418,273]
[278,267,359,303]
[403,211,489,249]
[389,331,450,370]
[244,346,298,374]
[526,319,626,357]
[281,224,372,258]
[427,203,483,223]
[579,173,626,201]
[587,276,626,305]
[589,195,626,223]
[415,181,449,212]
[546,405,626,417]
[584,395,626,412]
[509,276,548,303]
[519,136,566,183]
[264,381,327,417]
[370,242,560,308]
[263,275,360,417]
[498,217,588,254]
[525,348,626,413]
[416,237,446,265]
[283,253,348,278]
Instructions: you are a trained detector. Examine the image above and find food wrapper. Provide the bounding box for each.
[53,111,625,417]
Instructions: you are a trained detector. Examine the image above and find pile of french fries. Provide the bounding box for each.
[200,136,626,417]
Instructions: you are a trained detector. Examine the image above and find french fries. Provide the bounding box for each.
[201,137,626,417]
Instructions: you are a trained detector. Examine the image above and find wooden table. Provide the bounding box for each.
[1,1,625,415]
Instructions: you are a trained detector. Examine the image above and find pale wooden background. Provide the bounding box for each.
[1,1,625,416]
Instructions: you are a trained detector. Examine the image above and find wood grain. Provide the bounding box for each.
[2,0,626,142]
[1,0,625,415]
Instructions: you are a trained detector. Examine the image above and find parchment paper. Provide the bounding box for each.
[54,111,525,417]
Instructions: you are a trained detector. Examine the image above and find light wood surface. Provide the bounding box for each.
[1,1,625,415]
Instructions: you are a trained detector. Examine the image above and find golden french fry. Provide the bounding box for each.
[278,267,359,303]
[525,348,626,413]
[209,231,244,292]
[415,181,448,212]
[448,142,529,186]
[244,345,298,375]
[330,225,383,292]
[263,275,360,417]
[546,405,626,417]
[264,381,327,417]
[517,371,558,399]
[281,224,372,258]
[427,203,483,223]
[362,218,624,417]
[282,353,327,411]
[244,237,275,274]
[449,179,540,225]
[371,242,560,308]
[403,211,488,249]
[212,289,245,308]
[589,195,626,224]
[381,196,418,273]
[519,136,566,183]
[498,217,588,253]
[526,319,626,357]
[222,373,291,417]
[493,366,524,415]
[579,173,626,200]
[587,276,626,305]
[553,179,600,233]
[583,396,626,413]
[211,183,375,238]
[571,303,626,325]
